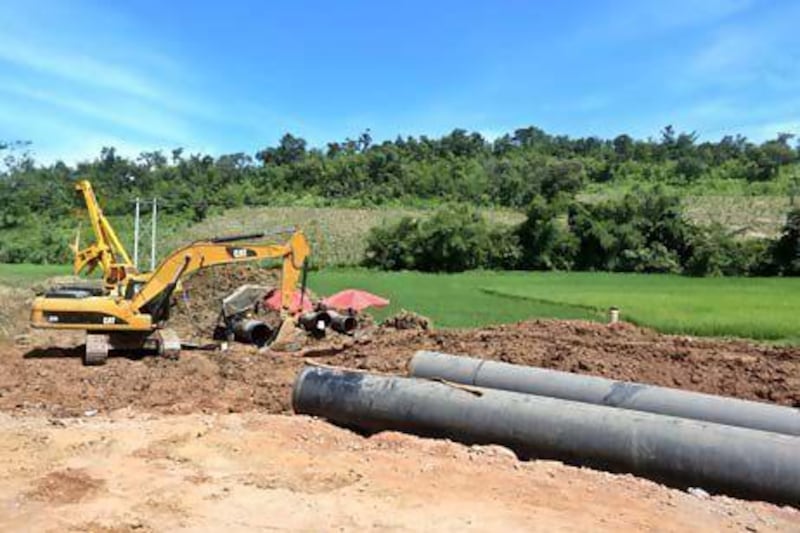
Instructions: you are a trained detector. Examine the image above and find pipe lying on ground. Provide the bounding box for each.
[409,351,800,437]
[293,366,800,505]
[298,311,331,338]
[232,319,272,347]
[328,311,357,334]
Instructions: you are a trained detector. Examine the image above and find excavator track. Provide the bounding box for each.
[84,333,110,366]
[157,328,182,360]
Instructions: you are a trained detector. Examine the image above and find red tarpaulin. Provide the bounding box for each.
[264,288,314,312]
[323,289,390,311]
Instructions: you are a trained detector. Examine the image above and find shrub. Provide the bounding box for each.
[772,209,800,275]
[684,225,772,276]
[516,196,576,270]
[363,205,520,272]
[562,188,691,273]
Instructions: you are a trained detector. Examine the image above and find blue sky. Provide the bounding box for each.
[0,0,798,164]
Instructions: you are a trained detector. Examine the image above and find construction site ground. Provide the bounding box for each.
[1,318,800,531]
[0,267,797,530]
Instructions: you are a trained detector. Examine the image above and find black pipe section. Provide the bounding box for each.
[232,319,272,347]
[293,366,800,505]
[298,311,331,338]
[409,351,800,437]
[328,311,357,334]
[208,226,297,244]
[210,232,266,244]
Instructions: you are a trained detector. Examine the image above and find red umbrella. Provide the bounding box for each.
[265,288,314,313]
[323,289,390,311]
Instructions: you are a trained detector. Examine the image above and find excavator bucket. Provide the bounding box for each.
[269,316,304,352]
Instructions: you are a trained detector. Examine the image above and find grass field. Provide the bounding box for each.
[2,264,798,343]
[311,270,800,342]
[478,272,800,342]
[0,263,71,286]
[310,270,601,327]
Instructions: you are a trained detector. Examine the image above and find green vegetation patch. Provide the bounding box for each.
[480,272,800,342]
[311,269,799,342]
[310,269,600,328]
[0,263,71,286]
[164,205,523,267]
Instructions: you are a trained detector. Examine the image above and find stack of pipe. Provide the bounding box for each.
[292,351,800,505]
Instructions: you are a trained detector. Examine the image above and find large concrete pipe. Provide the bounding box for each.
[293,366,800,504]
[409,351,800,437]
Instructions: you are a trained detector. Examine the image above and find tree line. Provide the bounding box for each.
[365,191,800,276]
[0,126,798,267]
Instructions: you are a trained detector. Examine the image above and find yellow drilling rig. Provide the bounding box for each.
[71,180,145,291]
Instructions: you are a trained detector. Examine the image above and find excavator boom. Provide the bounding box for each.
[131,230,311,320]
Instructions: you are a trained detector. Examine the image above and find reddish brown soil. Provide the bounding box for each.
[2,319,798,417]
[25,468,105,504]
[168,264,281,343]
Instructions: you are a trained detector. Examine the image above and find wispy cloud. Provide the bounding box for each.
[573,0,754,43]
[0,80,192,143]
[0,34,161,101]
[688,19,799,91]
[0,0,231,163]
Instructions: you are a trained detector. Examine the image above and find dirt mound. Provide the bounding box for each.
[0,286,33,341]
[169,264,281,342]
[2,320,798,417]
[381,310,431,330]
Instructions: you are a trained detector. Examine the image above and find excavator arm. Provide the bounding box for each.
[129,230,311,319]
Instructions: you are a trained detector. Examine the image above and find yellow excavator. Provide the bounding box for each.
[71,180,144,291]
[32,224,311,365]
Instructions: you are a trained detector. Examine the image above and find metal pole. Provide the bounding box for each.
[133,198,140,269]
[150,197,157,271]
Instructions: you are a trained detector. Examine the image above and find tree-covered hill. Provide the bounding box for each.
[1,126,798,265]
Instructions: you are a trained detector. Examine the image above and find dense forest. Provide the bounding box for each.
[1,126,798,272]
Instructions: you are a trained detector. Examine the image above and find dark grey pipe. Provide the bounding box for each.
[409,351,800,437]
[232,319,272,347]
[298,311,331,338]
[293,366,800,504]
[328,311,357,334]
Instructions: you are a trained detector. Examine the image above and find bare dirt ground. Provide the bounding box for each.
[3,320,799,416]
[1,411,798,532]
[2,267,799,530]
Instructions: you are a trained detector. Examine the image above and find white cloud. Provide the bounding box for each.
[0,34,161,101]
[0,1,236,161]
[0,80,192,143]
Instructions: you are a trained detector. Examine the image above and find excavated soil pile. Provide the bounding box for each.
[2,320,798,417]
[169,264,280,342]
[381,310,431,330]
[0,287,31,341]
